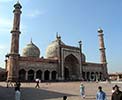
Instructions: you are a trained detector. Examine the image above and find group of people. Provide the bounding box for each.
[15,81,21,100]
[6,80,122,100]
[80,83,122,100]
[6,80,21,100]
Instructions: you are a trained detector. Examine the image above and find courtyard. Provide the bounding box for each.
[0,81,122,100]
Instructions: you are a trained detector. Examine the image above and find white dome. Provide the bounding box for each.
[22,41,40,58]
[46,37,65,58]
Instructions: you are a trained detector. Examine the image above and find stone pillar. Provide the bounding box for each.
[95,73,98,81]
[56,73,58,80]
[98,73,100,81]
[42,72,44,81]
[25,71,28,80]
[34,71,36,80]
[78,41,83,80]
[89,72,91,81]
[61,58,64,80]
[49,72,52,80]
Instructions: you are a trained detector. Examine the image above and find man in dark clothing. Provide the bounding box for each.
[35,78,40,88]
[111,85,122,100]
[15,81,21,90]
[63,96,67,100]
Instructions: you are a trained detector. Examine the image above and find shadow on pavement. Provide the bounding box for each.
[21,87,77,100]
[0,85,77,100]
[0,86,15,100]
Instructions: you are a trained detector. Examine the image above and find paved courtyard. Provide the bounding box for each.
[0,81,122,100]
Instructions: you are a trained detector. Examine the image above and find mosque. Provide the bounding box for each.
[5,1,108,81]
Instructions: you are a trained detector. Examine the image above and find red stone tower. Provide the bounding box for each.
[98,28,108,80]
[6,1,22,81]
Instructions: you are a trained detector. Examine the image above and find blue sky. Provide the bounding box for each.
[0,0,122,73]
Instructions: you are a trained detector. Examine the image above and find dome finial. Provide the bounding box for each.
[56,32,61,40]
[17,0,19,3]
[14,0,22,9]
[30,38,33,44]
[98,27,103,33]
[56,32,58,38]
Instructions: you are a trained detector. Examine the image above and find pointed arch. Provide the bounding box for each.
[64,54,80,80]
[44,70,50,80]
[28,70,34,81]
[36,70,42,80]
[19,69,26,81]
[64,67,69,80]
[51,71,57,80]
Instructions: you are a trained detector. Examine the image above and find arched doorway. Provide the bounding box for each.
[82,72,85,81]
[36,70,42,80]
[95,72,99,81]
[52,71,57,80]
[28,70,34,81]
[91,72,95,81]
[64,67,69,80]
[64,54,80,80]
[44,70,50,80]
[19,69,26,81]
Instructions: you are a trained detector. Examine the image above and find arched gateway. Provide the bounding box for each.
[64,54,80,80]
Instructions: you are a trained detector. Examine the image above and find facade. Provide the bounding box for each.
[5,2,108,82]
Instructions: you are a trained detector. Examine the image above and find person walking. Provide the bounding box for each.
[80,83,85,99]
[35,78,40,88]
[96,86,106,100]
[15,81,21,90]
[111,85,122,100]
[111,87,115,93]
[15,86,21,100]
[6,80,13,88]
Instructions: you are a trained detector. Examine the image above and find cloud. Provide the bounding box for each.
[0,0,13,3]
[0,18,12,28]
[0,44,9,55]
[0,18,26,33]
[26,9,46,18]
[0,18,12,33]
[0,44,7,49]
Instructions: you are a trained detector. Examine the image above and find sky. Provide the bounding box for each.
[0,0,122,73]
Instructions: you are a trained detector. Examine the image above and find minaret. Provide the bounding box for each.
[7,1,22,81]
[10,1,22,53]
[98,28,107,64]
[79,41,82,54]
[78,40,83,80]
[56,32,62,80]
[98,28,108,80]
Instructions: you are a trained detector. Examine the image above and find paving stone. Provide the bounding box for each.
[0,81,122,100]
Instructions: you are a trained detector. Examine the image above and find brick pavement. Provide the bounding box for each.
[0,81,122,100]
